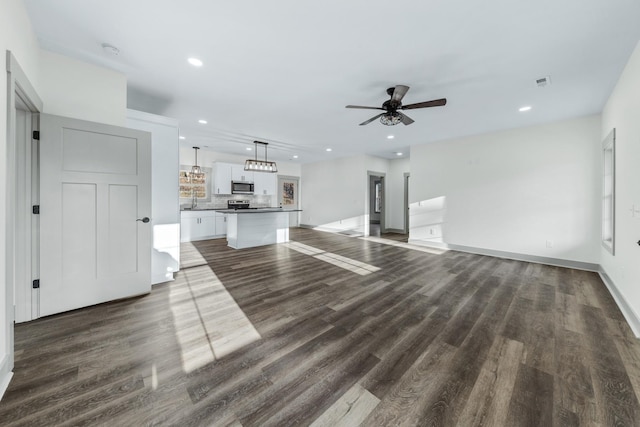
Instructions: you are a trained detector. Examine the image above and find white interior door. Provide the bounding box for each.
[39,114,152,317]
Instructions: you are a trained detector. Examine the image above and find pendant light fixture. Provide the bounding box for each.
[190,146,204,179]
[244,141,278,173]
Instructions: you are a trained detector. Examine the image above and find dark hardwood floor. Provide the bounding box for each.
[2,228,640,426]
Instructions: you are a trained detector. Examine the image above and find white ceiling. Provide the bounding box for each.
[24,0,640,164]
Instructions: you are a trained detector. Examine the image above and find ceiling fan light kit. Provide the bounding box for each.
[346,85,447,126]
[245,141,278,173]
[380,112,402,126]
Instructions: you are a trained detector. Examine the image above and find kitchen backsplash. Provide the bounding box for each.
[180,194,274,210]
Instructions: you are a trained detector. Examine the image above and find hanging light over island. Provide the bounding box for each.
[245,141,278,173]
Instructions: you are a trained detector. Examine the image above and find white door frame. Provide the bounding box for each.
[13,98,39,323]
[404,172,410,234]
[366,171,385,236]
[4,51,43,385]
[277,175,300,227]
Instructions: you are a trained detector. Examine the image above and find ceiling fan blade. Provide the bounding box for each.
[391,85,410,103]
[399,113,415,125]
[359,113,385,126]
[401,98,447,110]
[346,105,385,110]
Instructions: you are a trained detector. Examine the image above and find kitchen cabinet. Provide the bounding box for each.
[231,164,253,183]
[181,211,215,242]
[181,211,227,242]
[213,162,232,194]
[253,172,277,196]
[215,213,227,235]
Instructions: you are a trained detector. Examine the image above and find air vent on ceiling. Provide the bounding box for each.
[535,76,551,88]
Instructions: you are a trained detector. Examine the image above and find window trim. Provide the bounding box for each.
[602,128,615,255]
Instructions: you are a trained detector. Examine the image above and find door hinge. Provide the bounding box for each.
[32,205,40,215]
[32,130,40,140]
[32,279,40,289]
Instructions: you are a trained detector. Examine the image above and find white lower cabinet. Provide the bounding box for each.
[181,211,227,242]
[215,213,227,236]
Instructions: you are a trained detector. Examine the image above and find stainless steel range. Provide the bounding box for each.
[227,200,250,209]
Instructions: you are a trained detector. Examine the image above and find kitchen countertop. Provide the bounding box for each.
[213,208,302,214]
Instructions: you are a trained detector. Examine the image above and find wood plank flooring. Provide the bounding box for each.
[2,228,640,426]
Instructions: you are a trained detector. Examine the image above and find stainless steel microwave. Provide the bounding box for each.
[231,181,254,194]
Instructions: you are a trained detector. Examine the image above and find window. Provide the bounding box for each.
[179,168,210,200]
[602,129,615,255]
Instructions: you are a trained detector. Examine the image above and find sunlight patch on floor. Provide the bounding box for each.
[169,264,261,373]
[285,241,380,276]
[179,242,208,269]
[360,236,448,255]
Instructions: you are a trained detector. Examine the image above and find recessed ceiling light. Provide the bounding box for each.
[293,155,299,159]
[188,57,203,67]
[396,152,403,156]
[198,119,207,124]
[245,147,252,151]
[519,106,532,112]
[179,136,185,140]
[326,148,332,152]
[387,135,395,140]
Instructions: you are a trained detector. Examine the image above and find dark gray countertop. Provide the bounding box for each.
[213,208,302,214]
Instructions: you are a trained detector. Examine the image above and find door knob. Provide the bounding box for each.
[136,217,150,223]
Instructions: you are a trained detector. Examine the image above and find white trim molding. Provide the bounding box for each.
[0,355,13,400]
[408,239,600,272]
[599,269,640,338]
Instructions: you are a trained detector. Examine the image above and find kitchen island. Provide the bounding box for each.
[214,208,302,249]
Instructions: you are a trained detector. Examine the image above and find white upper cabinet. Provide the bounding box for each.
[254,172,277,196]
[231,164,253,182]
[213,162,276,195]
[213,162,232,194]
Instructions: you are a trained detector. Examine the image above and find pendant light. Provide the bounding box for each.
[190,146,204,179]
[244,141,278,173]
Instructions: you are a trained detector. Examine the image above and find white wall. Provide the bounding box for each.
[300,154,412,235]
[39,50,127,126]
[301,155,368,232]
[600,41,640,331]
[387,157,410,231]
[1,0,42,399]
[127,110,180,285]
[410,115,602,264]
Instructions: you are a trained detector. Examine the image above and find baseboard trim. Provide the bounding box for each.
[407,239,599,272]
[0,355,13,401]
[599,269,640,338]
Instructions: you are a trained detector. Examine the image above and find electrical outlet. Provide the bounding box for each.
[546,240,554,248]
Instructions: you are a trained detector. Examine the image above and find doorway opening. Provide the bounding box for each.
[5,52,43,386]
[277,176,300,227]
[367,172,385,237]
[13,95,40,323]
[404,173,410,235]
